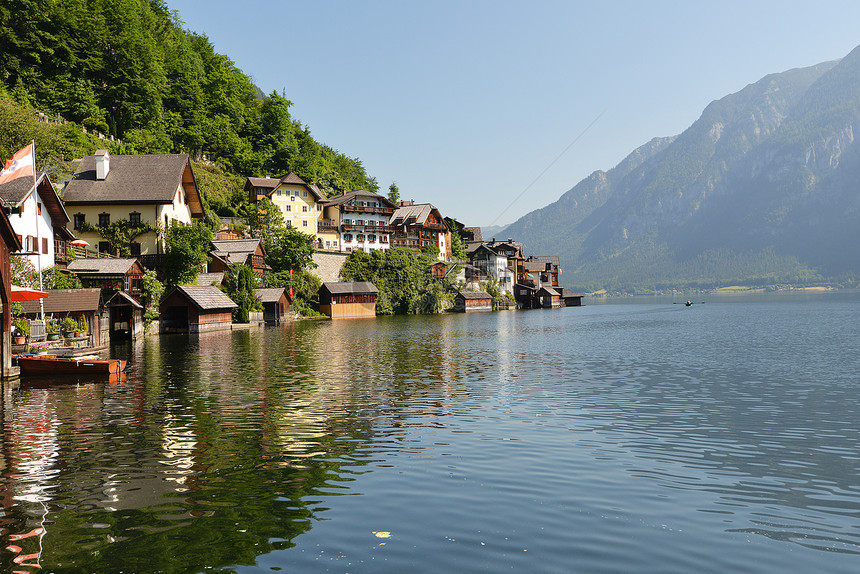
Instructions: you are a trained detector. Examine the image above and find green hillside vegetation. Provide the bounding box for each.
[0,0,378,208]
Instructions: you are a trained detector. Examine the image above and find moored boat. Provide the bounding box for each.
[16,355,127,375]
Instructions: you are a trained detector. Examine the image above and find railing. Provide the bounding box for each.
[318,223,339,233]
[342,224,395,233]
[139,253,167,269]
[340,205,395,215]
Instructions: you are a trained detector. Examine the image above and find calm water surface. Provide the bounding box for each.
[2,292,860,573]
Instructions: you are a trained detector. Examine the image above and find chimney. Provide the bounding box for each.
[95,149,110,180]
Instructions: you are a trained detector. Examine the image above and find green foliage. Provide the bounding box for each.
[41,265,82,289]
[480,276,503,300]
[265,268,322,317]
[78,219,159,256]
[163,222,212,286]
[140,269,164,328]
[0,2,379,195]
[62,316,78,332]
[449,221,466,260]
[388,182,400,204]
[241,197,284,239]
[421,243,440,257]
[340,248,448,315]
[10,255,36,287]
[263,226,317,273]
[12,316,29,337]
[225,264,260,322]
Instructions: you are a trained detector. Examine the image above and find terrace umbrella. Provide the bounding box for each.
[10,285,48,302]
[70,239,89,247]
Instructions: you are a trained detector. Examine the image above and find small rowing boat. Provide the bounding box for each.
[16,355,127,375]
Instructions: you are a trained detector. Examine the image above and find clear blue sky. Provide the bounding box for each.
[167,0,860,227]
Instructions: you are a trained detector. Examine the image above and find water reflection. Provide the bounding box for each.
[0,301,858,572]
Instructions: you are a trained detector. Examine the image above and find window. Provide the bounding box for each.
[99,241,112,254]
[357,234,365,242]
[302,220,308,227]
[74,214,85,230]
[285,205,291,212]
[316,204,322,211]
[27,236,36,252]
[99,213,110,227]
[302,205,308,212]
[130,242,141,256]
[302,190,308,198]
[37,202,42,216]
[344,234,353,242]
[42,237,48,254]
[129,212,141,226]
[333,240,338,247]
[369,234,376,243]
[276,189,282,196]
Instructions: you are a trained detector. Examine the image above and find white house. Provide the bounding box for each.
[0,171,74,269]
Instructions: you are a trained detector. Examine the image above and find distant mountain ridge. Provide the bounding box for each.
[504,46,860,292]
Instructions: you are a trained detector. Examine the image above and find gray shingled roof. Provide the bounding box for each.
[63,154,201,215]
[20,288,102,314]
[105,290,144,309]
[537,286,559,296]
[209,239,262,264]
[321,281,378,294]
[254,288,287,303]
[0,171,43,205]
[246,177,280,189]
[67,258,139,275]
[390,203,435,226]
[457,291,492,300]
[324,189,396,208]
[167,285,237,310]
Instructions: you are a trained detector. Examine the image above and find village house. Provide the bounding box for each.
[467,243,515,294]
[389,201,451,260]
[0,171,75,270]
[535,286,561,308]
[246,173,328,246]
[453,291,493,312]
[318,281,378,318]
[160,285,237,333]
[62,151,204,257]
[208,238,267,277]
[322,190,397,253]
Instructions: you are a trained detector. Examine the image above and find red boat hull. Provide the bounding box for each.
[16,355,127,375]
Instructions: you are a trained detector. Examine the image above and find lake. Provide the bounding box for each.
[3,292,860,573]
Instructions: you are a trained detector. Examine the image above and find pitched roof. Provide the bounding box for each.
[63,153,203,216]
[536,286,559,296]
[254,288,287,303]
[524,261,548,272]
[0,171,72,233]
[246,177,280,190]
[324,189,396,208]
[530,255,560,266]
[209,239,264,264]
[20,288,102,314]
[321,281,378,294]
[273,173,324,200]
[105,290,144,309]
[390,203,439,226]
[196,272,225,286]
[166,285,237,310]
[67,258,140,275]
[457,291,492,300]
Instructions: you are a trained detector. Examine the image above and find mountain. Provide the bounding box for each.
[505,46,860,292]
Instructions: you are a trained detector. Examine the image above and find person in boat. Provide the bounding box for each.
[685,299,693,306]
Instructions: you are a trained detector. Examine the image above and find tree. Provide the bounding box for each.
[225,263,260,322]
[10,255,37,287]
[266,267,321,316]
[42,265,82,289]
[263,225,317,273]
[388,181,400,204]
[240,196,284,239]
[140,269,164,330]
[449,221,467,260]
[163,222,212,286]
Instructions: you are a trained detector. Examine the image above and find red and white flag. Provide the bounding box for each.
[0,143,34,185]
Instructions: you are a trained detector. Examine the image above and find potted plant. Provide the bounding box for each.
[12,317,29,344]
[62,316,78,338]
[46,319,60,341]
[77,315,88,336]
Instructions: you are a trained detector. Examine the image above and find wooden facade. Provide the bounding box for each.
[255,288,290,324]
[0,209,22,379]
[454,291,493,312]
[319,282,378,319]
[159,285,237,333]
[20,288,103,347]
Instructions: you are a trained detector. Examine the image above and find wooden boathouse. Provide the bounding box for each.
[453,291,493,312]
[159,285,237,333]
[319,282,378,319]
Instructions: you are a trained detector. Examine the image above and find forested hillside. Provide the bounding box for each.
[505,47,860,293]
[0,0,378,215]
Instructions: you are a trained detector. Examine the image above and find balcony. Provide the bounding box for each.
[318,222,339,233]
[341,204,395,215]
[342,224,395,233]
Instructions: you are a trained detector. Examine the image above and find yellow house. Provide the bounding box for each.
[246,173,335,250]
[62,151,203,255]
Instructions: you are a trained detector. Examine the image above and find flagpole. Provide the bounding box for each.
[32,141,44,320]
